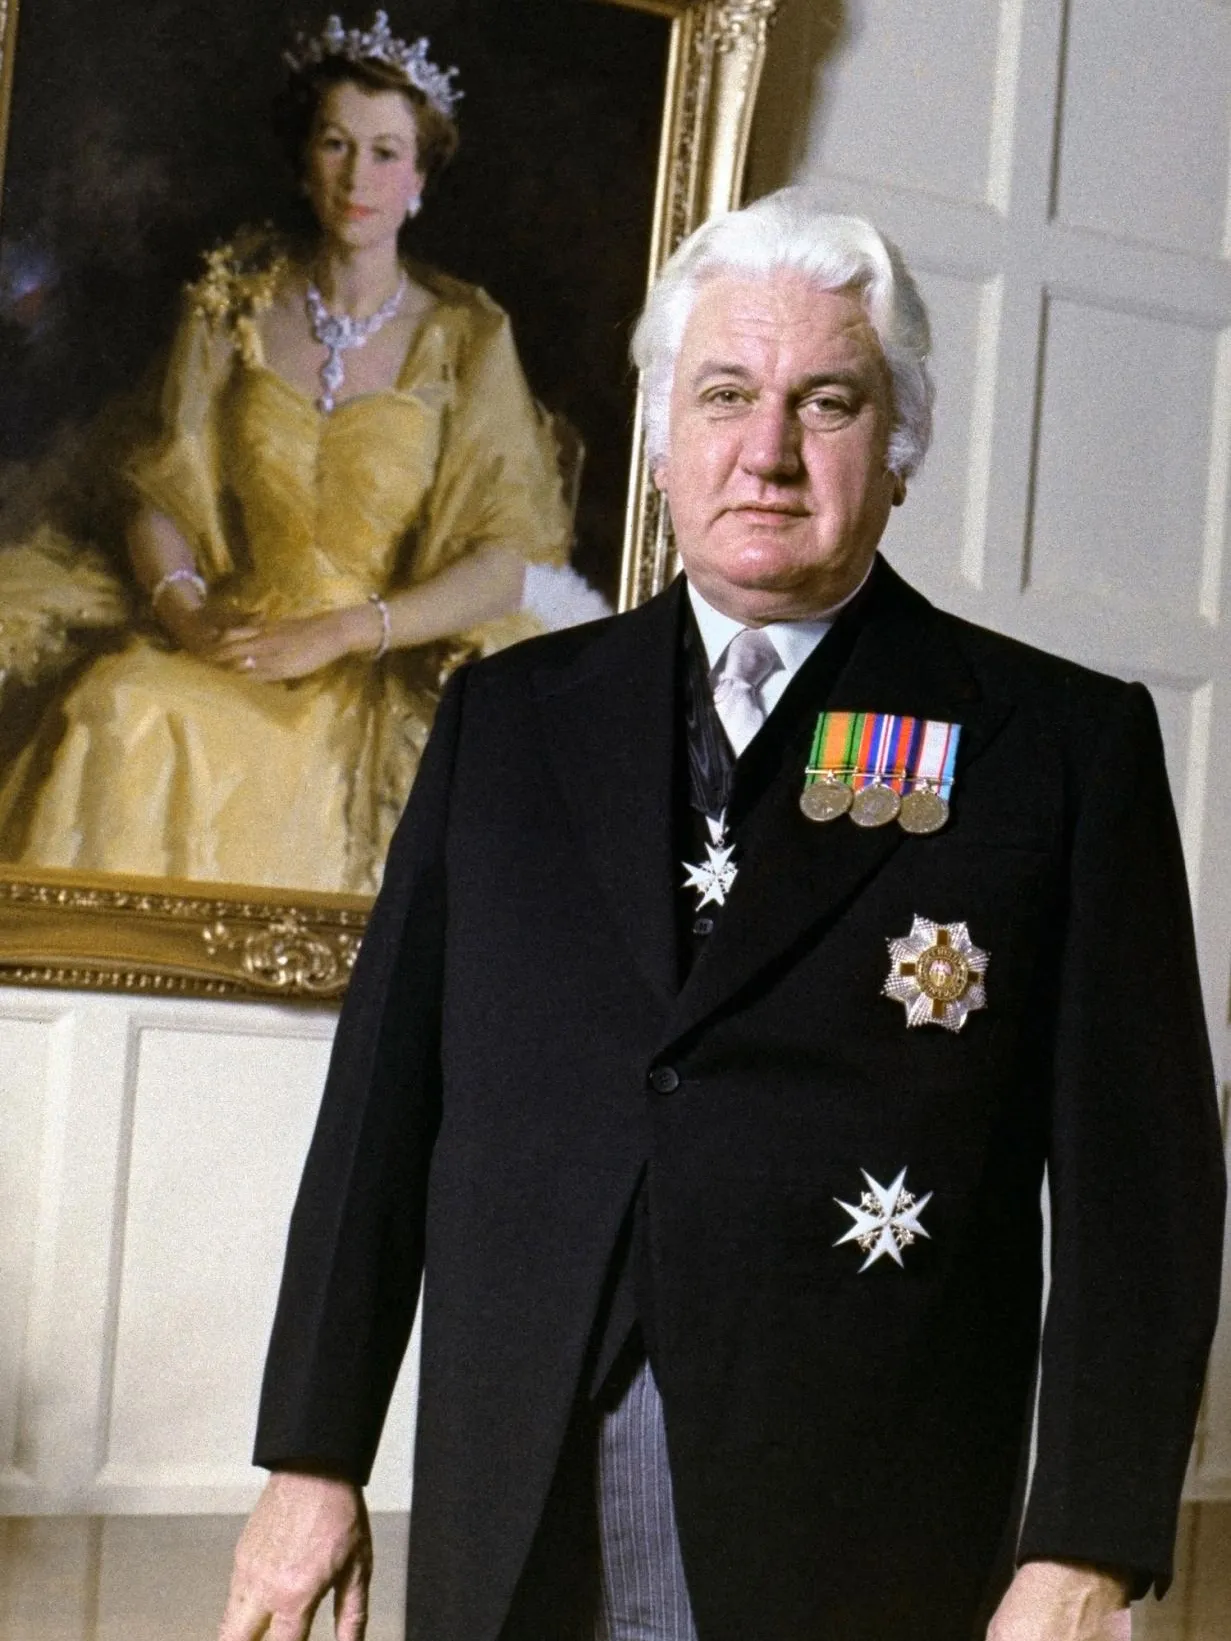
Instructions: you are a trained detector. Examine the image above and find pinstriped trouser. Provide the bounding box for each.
[593,1355,700,1641]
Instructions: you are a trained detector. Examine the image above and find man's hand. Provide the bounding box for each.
[218,1471,372,1641]
[987,1560,1131,1641]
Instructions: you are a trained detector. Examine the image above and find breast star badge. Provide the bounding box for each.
[682,812,739,909]
[884,915,988,1032]
[834,1168,933,1270]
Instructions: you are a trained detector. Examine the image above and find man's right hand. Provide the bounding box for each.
[218,1471,372,1641]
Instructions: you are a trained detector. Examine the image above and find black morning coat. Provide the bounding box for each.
[255,558,1225,1641]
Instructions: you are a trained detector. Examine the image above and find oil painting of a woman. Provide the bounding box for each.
[0,12,605,894]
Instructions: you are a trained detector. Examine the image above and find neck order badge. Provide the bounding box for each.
[800,711,961,834]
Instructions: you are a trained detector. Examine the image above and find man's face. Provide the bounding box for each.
[655,271,904,624]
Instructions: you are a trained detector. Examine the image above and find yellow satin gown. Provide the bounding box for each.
[0,239,570,893]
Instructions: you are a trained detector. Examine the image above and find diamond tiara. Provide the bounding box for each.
[284,11,462,119]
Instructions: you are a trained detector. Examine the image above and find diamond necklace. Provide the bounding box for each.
[304,272,408,413]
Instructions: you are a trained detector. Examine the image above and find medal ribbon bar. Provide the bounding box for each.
[804,711,961,798]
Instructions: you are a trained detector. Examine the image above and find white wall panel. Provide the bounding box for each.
[0,1010,71,1489]
[891,269,1000,588]
[1195,1079,1231,1494]
[1142,678,1213,883]
[1,998,134,1513]
[99,1021,332,1494]
[798,0,1021,209]
[1202,327,1231,623]
[0,984,421,1516]
[1053,0,1231,256]
[1026,297,1218,617]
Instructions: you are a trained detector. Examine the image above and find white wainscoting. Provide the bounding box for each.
[0,990,416,1515]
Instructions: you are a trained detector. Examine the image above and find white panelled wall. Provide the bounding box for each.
[0,992,419,1515]
[750,0,1231,1496]
[1,0,1229,1518]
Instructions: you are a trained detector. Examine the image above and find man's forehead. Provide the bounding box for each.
[677,270,885,374]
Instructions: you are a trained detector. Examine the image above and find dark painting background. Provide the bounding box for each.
[0,0,668,597]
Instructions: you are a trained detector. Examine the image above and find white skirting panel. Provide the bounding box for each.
[0,988,417,1516]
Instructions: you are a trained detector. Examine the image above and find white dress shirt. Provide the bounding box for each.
[686,562,872,727]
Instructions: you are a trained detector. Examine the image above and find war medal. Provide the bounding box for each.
[800,709,861,823]
[898,785,949,834]
[850,781,901,828]
[800,712,961,834]
[884,916,988,1032]
[898,719,960,834]
[850,712,906,827]
[800,777,853,823]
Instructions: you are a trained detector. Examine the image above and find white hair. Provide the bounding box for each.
[631,188,934,478]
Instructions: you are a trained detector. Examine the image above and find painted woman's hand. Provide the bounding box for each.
[153,589,226,657]
[210,605,380,682]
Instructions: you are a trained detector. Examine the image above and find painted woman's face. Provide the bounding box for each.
[304,80,425,252]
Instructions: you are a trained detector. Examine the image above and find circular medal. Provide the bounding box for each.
[800,778,853,823]
[850,783,901,828]
[914,940,971,1004]
[899,787,950,835]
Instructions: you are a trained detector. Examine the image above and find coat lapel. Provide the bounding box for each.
[533,581,684,1006]
[660,561,1012,1049]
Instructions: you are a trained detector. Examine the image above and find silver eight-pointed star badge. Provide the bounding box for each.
[682,812,739,910]
[834,1168,933,1270]
[883,915,988,1032]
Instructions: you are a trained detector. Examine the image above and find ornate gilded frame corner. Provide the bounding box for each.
[0,0,781,1000]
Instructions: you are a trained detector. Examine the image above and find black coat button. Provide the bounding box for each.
[648,1065,681,1095]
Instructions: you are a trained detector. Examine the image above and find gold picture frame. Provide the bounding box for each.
[0,0,781,999]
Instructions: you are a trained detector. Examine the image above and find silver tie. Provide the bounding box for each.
[711,626,782,756]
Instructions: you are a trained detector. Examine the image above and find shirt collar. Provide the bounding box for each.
[685,560,873,684]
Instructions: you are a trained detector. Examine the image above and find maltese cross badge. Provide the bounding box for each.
[682,812,739,909]
[834,1167,933,1271]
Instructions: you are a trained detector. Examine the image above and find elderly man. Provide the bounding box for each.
[221,191,1223,1641]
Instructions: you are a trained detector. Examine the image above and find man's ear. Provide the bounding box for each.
[892,474,907,507]
[651,458,669,492]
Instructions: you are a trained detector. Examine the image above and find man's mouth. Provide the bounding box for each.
[727,503,809,522]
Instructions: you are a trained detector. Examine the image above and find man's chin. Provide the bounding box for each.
[689,578,841,625]
[686,555,866,621]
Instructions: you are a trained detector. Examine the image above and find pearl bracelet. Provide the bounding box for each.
[368,593,392,660]
[150,567,208,608]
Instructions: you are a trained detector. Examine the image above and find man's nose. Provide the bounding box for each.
[739,400,801,479]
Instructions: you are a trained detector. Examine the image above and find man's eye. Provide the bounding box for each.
[703,387,748,408]
[375,147,399,162]
[802,395,855,420]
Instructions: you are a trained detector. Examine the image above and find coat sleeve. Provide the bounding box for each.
[252,665,470,1484]
[1017,681,1225,1595]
